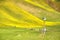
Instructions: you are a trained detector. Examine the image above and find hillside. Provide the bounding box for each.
[0,0,60,28]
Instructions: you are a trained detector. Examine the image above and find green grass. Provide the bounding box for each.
[0,25,60,40]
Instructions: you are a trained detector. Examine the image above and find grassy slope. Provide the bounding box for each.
[0,1,43,28]
[0,0,60,28]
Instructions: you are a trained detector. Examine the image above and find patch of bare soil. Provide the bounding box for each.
[46,0,60,12]
[16,2,42,18]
